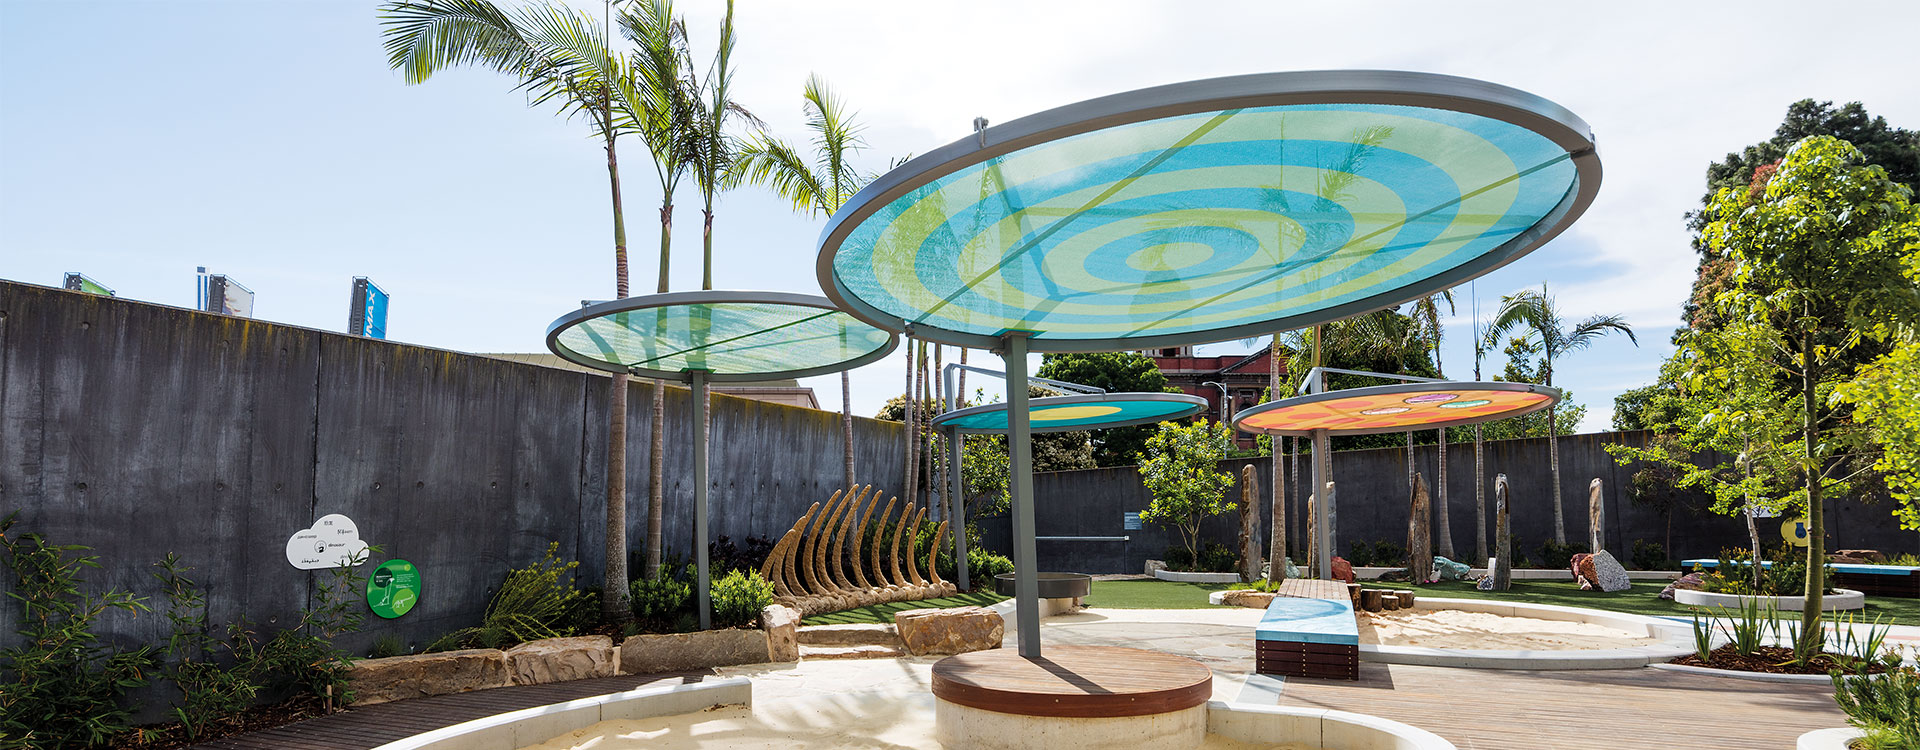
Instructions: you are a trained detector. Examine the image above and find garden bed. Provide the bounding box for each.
[1673,587,1865,612]
[1671,644,1886,676]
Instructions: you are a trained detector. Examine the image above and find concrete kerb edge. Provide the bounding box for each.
[1798,727,1867,750]
[366,676,752,750]
[1205,701,1456,750]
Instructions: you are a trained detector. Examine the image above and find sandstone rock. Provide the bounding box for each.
[1660,573,1706,601]
[1833,549,1885,564]
[1145,559,1168,576]
[894,606,1003,656]
[1570,553,1598,589]
[504,636,615,686]
[1220,589,1277,608]
[1433,556,1471,581]
[347,648,509,706]
[1590,550,1632,592]
[620,629,770,674]
[761,604,801,663]
[1330,556,1355,584]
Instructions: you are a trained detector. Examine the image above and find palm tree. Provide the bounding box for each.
[683,0,760,291]
[1470,290,1493,563]
[733,74,884,493]
[619,0,698,577]
[1406,291,1456,559]
[1484,285,1639,543]
[380,0,645,623]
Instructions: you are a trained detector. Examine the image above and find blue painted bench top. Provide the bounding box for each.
[1255,595,1358,646]
[1683,559,1920,576]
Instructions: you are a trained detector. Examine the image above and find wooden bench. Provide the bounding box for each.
[1254,578,1359,681]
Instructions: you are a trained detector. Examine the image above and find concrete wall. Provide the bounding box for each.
[979,430,1920,575]
[0,281,905,669]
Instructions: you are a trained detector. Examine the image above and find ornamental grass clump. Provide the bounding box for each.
[1833,657,1920,750]
[428,542,585,651]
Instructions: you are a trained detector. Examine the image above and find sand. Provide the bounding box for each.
[1359,608,1663,650]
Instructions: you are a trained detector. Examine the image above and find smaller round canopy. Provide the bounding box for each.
[931,392,1206,434]
[546,290,898,382]
[1232,381,1559,437]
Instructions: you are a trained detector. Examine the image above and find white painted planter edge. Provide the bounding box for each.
[1153,569,1244,583]
[1673,587,1866,612]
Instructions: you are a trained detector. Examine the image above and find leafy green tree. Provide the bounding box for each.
[733,74,889,493]
[1137,419,1236,568]
[1837,341,1920,529]
[1665,135,1917,656]
[379,0,651,620]
[1037,352,1175,466]
[1484,284,1637,543]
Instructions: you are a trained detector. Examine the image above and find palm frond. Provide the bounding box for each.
[1563,313,1639,353]
[733,134,830,215]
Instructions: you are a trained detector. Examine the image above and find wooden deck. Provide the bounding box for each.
[1274,577,1350,601]
[931,645,1212,717]
[1274,662,1845,750]
[186,671,713,750]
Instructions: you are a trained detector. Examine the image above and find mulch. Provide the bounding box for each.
[1670,644,1887,675]
[110,696,334,750]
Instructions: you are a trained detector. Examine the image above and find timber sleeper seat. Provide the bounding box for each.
[1255,578,1360,681]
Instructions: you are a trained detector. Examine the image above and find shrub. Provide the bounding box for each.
[630,564,694,633]
[0,513,159,747]
[483,542,587,643]
[1163,545,1195,571]
[1372,540,1408,568]
[1833,659,1920,749]
[1537,539,1590,570]
[1198,542,1239,573]
[1345,541,1373,568]
[369,635,407,659]
[708,535,777,578]
[967,547,1014,581]
[259,544,374,709]
[1698,545,1831,597]
[154,553,267,739]
[1630,539,1674,571]
[711,570,775,629]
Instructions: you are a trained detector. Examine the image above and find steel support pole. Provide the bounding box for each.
[1003,334,1040,657]
[691,370,711,631]
[950,426,969,591]
[1312,427,1332,580]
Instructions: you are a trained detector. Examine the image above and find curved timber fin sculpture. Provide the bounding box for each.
[764,487,955,616]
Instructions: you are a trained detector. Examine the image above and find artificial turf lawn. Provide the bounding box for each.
[799,578,1920,626]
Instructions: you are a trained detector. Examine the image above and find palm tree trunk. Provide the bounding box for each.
[842,373,854,491]
[647,202,672,576]
[904,339,917,502]
[1435,428,1454,559]
[604,134,633,623]
[1474,424,1487,564]
[1268,336,1286,582]
[701,208,714,291]
[934,344,946,522]
[1549,409,1564,544]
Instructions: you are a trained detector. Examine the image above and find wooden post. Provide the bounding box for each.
[1408,472,1432,585]
[1492,474,1513,591]
[1588,478,1605,554]
[1380,594,1400,611]
[1395,590,1415,608]
[1361,588,1385,612]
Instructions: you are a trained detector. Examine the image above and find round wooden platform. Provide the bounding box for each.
[930,645,1212,718]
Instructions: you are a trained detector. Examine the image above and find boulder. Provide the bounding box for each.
[1660,573,1706,601]
[347,648,509,706]
[1220,589,1277,608]
[1590,551,1632,592]
[1330,556,1355,583]
[761,604,801,663]
[894,606,1003,656]
[1833,549,1886,564]
[1145,559,1168,576]
[620,629,770,674]
[1433,557,1471,581]
[504,636,616,686]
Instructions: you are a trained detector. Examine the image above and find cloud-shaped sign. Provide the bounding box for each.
[285,514,370,570]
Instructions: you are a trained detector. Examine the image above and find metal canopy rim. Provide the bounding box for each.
[1231,380,1562,437]
[544,289,899,383]
[930,392,1208,434]
[816,69,1602,352]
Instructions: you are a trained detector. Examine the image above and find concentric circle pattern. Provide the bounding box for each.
[932,393,1206,434]
[823,78,1594,351]
[547,293,895,381]
[1234,383,1558,437]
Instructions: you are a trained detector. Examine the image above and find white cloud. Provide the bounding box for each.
[284,514,370,570]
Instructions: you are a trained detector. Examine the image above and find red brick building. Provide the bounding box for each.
[1143,346,1282,449]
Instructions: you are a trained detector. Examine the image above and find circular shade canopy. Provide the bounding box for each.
[546,290,898,382]
[931,392,1206,434]
[818,70,1599,352]
[1232,381,1560,437]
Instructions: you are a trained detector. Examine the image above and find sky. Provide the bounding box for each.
[4,1,1918,431]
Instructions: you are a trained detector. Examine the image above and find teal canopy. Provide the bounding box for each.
[930,392,1206,434]
[546,290,898,382]
[818,71,1599,351]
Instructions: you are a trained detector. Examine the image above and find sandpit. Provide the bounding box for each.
[1360,608,1663,650]
[516,693,1313,750]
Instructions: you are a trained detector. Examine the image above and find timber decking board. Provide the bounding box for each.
[185,671,713,750]
[930,645,1212,717]
[1274,577,1349,602]
[1274,662,1845,750]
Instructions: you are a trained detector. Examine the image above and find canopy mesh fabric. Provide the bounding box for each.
[829,102,1579,345]
[552,302,893,376]
[934,395,1203,433]
[1237,387,1552,435]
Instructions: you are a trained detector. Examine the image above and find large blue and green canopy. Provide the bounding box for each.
[818,71,1600,351]
[930,392,1206,434]
[546,291,898,382]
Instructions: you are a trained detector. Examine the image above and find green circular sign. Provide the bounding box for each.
[367,559,421,618]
